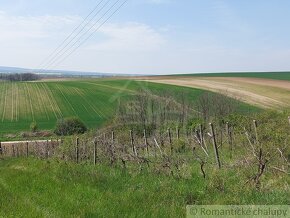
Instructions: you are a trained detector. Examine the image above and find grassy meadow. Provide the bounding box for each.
[0,156,289,217]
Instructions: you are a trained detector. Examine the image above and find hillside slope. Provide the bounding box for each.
[141,76,290,109]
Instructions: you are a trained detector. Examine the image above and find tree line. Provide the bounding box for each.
[0,73,40,81]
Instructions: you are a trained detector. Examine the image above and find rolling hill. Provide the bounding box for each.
[0,79,258,135]
[142,73,290,109]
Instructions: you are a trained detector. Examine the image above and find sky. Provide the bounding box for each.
[0,0,290,75]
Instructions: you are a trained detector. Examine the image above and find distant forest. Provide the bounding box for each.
[0,73,40,81]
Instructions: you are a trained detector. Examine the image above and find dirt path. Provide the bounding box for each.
[140,77,290,109]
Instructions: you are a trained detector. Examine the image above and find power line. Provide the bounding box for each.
[37,0,105,70]
[44,0,128,71]
[38,0,110,71]
[43,0,110,68]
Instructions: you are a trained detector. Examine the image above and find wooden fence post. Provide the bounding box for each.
[176,126,180,140]
[144,129,149,157]
[26,142,29,157]
[93,137,97,165]
[288,116,290,125]
[0,142,2,156]
[110,131,115,164]
[226,122,233,158]
[199,124,208,151]
[45,140,49,158]
[2,145,5,156]
[76,137,79,163]
[16,145,19,157]
[253,120,260,148]
[130,130,137,156]
[209,123,221,169]
[12,144,15,157]
[111,130,115,151]
[168,128,173,155]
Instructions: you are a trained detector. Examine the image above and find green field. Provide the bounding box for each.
[0,158,288,217]
[175,72,290,81]
[0,79,258,134]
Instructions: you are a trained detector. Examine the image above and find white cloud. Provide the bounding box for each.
[0,11,81,67]
[0,11,168,73]
[0,11,80,42]
[85,22,166,52]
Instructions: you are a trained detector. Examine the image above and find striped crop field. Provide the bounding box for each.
[0,79,196,134]
[0,79,137,133]
[0,79,258,134]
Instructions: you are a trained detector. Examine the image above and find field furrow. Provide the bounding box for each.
[55,84,77,116]
[40,83,59,119]
[19,82,32,121]
[72,88,95,118]
[1,82,8,122]
[11,83,14,121]
[15,83,19,121]
[0,82,7,122]
[35,83,50,120]
[31,84,48,120]
[25,83,35,121]
[41,83,63,118]
[73,87,103,118]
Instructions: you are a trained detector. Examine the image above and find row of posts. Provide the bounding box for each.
[0,140,54,158]
[73,123,224,168]
[1,116,289,167]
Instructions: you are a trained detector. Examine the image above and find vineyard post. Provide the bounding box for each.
[130,130,137,156]
[110,131,115,164]
[111,131,115,150]
[220,128,223,149]
[60,138,65,160]
[226,122,233,158]
[288,116,290,125]
[144,129,149,157]
[0,142,2,156]
[199,124,203,146]
[51,138,55,156]
[168,128,173,155]
[26,142,29,157]
[76,137,79,163]
[210,123,221,169]
[2,145,5,156]
[199,124,208,151]
[12,144,15,157]
[159,129,164,147]
[185,128,189,140]
[46,140,49,158]
[36,142,40,157]
[16,145,19,157]
[176,126,180,140]
[253,120,260,148]
[93,137,97,165]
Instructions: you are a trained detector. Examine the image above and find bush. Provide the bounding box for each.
[54,117,87,136]
[30,121,38,132]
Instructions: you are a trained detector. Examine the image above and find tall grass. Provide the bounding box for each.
[0,156,289,217]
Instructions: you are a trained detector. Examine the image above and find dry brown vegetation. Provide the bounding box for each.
[139,76,290,109]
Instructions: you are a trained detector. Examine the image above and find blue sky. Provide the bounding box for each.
[0,0,290,74]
